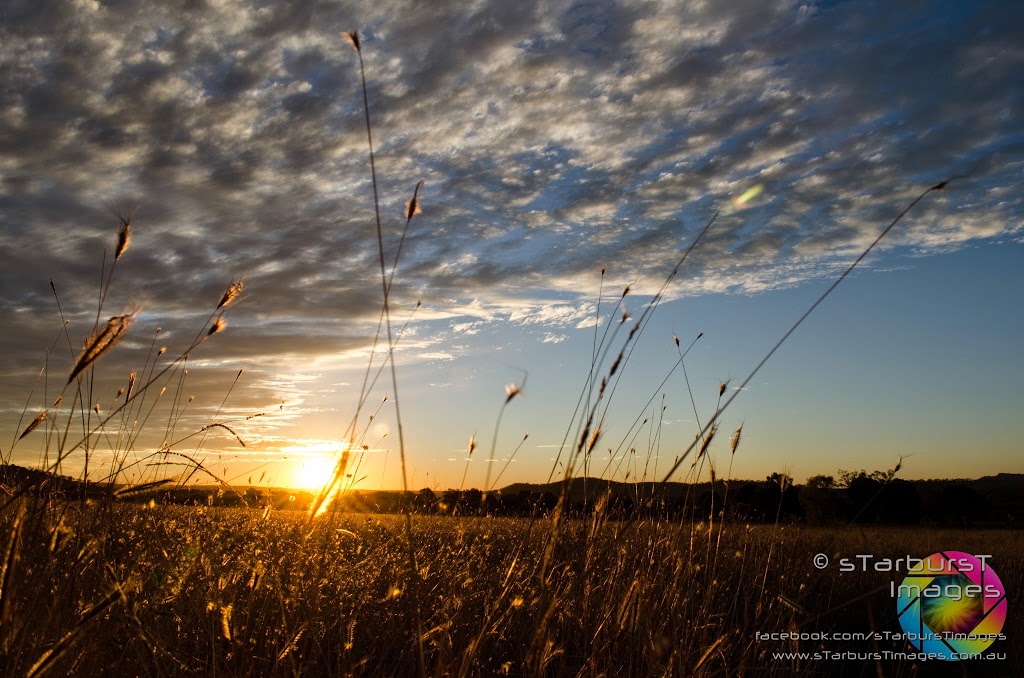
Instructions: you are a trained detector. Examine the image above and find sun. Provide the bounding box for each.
[293,455,338,492]
[276,439,350,491]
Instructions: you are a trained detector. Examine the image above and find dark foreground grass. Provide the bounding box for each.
[1,499,1018,676]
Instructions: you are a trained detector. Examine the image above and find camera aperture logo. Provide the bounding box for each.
[895,551,1007,660]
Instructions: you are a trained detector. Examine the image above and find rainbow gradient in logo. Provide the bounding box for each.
[895,551,1007,660]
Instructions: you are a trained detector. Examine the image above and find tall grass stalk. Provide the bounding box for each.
[337,30,426,677]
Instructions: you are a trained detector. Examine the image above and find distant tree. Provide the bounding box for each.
[498,491,527,514]
[414,488,437,513]
[749,473,802,522]
[928,484,987,525]
[462,488,483,514]
[876,478,922,524]
[243,487,268,506]
[398,491,416,512]
[806,475,835,489]
[440,489,461,514]
[727,483,757,521]
[482,491,502,515]
[801,476,842,524]
[845,472,883,523]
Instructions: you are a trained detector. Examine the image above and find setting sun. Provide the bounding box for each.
[275,440,350,491]
[293,455,338,492]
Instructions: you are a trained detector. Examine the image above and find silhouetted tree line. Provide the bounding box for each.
[94,478,1024,526]
[385,470,1021,526]
[4,463,1021,525]
[694,470,1017,526]
[313,471,1017,527]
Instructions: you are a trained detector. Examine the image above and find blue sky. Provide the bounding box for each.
[1,0,1021,490]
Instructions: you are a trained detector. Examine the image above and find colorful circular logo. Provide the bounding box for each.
[895,551,1007,660]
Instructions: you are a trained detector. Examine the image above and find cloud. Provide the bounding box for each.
[509,302,597,328]
[450,321,482,335]
[1,0,1022,465]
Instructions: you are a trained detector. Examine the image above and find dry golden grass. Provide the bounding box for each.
[0,500,1019,676]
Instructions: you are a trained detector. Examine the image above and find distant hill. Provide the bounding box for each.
[4,464,1023,523]
[967,473,1024,490]
[0,463,101,496]
[502,473,1024,497]
[500,478,734,502]
[498,474,1024,525]
[0,463,314,508]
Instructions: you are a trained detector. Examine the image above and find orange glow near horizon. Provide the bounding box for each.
[293,454,338,492]
[276,440,350,492]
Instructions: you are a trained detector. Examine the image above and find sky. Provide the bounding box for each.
[1,0,1022,492]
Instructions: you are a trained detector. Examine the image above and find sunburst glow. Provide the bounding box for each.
[294,455,338,492]
[278,440,350,491]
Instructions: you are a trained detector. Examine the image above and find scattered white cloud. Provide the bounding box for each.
[1,0,1022,463]
[509,303,597,327]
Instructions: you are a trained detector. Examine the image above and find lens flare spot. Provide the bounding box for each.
[731,183,764,210]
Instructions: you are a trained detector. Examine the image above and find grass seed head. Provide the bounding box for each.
[68,312,137,384]
[217,278,244,310]
[114,212,132,261]
[730,424,743,456]
[697,423,719,459]
[18,411,49,440]
[341,30,360,52]
[608,352,623,377]
[208,317,227,337]
[405,181,424,220]
[110,205,134,261]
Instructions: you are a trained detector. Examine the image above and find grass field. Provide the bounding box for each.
[0,497,1019,676]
